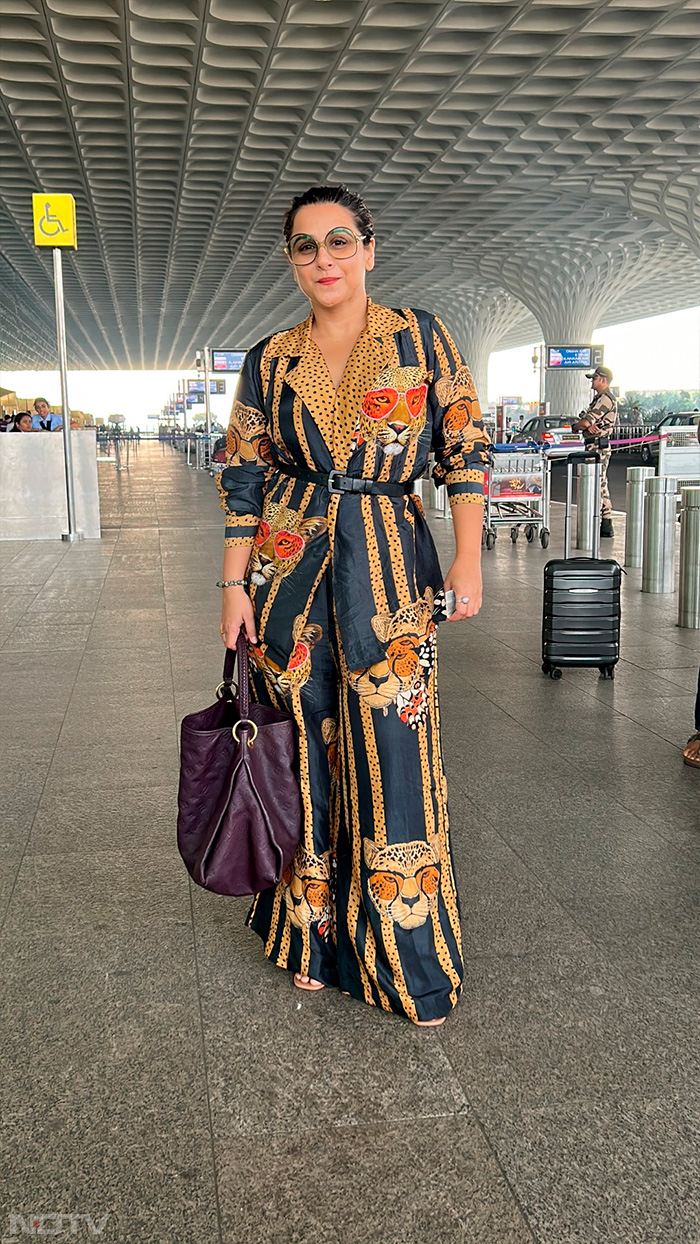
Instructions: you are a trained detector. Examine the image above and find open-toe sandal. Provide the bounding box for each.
[293,973,325,992]
[683,732,700,768]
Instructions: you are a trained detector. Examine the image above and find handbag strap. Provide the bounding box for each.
[221,626,249,711]
[236,627,250,720]
[222,644,236,695]
[222,628,255,742]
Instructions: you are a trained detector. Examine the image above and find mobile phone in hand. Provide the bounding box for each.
[445,589,456,617]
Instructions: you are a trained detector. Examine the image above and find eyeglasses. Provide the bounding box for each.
[285,227,369,266]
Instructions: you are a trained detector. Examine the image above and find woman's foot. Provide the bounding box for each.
[293,973,325,992]
[683,733,700,767]
[415,1016,446,1027]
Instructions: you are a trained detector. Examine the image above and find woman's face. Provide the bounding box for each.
[287,203,375,311]
[17,415,32,432]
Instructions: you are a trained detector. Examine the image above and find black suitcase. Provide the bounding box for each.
[542,453,621,681]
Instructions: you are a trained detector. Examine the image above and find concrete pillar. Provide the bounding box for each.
[365,262,533,410]
[441,289,531,407]
[478,240,675,417]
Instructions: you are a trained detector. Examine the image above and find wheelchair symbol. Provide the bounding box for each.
[38,202,68,238]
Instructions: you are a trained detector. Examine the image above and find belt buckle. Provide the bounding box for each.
[328,470,344,494]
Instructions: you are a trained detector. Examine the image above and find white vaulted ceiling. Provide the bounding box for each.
[1,0,699,369]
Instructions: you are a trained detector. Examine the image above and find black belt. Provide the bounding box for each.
[276,463,416,497]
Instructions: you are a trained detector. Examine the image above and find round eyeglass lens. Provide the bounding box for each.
[289,227,359,265]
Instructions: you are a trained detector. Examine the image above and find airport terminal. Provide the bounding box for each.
[1,2,699,1242]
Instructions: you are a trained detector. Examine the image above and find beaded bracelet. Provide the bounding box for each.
[217,579,248,588]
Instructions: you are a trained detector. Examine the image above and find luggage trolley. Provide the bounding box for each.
[483,442,551,550]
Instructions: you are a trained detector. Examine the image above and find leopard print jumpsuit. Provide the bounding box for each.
[219,300,489,1022]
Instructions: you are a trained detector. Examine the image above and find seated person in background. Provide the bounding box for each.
[32,397,62,431]
[10,412,34,432]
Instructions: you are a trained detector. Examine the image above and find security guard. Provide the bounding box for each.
[573,365,617,537]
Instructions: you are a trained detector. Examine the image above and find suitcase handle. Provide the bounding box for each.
[564,453,602,559]
[563,450,601,466]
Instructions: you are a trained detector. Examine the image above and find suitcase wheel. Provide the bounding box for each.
[542,661,562,680]
[599,665,615,680]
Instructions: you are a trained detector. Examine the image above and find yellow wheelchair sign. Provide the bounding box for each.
[32,194,77,248]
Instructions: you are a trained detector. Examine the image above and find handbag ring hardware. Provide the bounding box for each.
[216,679,237,699]
[232,719,258,747]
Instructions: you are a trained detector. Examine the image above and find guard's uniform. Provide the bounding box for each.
[580,389,617,519]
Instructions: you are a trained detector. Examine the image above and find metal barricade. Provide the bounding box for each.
[642,475,677,594]
[678,487,700,629]
[624,465,655,568]
[658,429,700,492]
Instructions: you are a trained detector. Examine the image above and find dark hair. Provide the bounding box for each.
[283,185,375,244]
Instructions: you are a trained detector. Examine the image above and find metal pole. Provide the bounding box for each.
[642,475,677,593]
[624,465,655,568]
[591,461,601,560]
[203,345,212,440]
[678,487,700,628]
[564,459,574,559]
[575,462,597,551]
[53,248,83,542]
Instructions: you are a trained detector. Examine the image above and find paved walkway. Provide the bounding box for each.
[1,442,698,1244]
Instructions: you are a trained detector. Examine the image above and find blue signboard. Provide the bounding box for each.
[211,349,246,372]
[187,379,227,395]
[546,345,604,370]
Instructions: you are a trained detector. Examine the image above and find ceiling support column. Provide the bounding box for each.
[478,241,674,416]
[442,290,530,411]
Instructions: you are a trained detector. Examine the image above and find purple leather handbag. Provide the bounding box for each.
[177,629,301,896]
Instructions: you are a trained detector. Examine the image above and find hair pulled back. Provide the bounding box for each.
[283,185,375,244]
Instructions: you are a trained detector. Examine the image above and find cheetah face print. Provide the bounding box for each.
[363,836,441,930]
[251,614,323,693]
[347,589,437,726]
[226,401,274,467]
[250,501,328,586]
[283,846,331,931]
[434,364,477,408]
[346,660,402,711]
[357,365,430,456]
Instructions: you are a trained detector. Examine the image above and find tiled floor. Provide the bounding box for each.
[1,442,698,1244]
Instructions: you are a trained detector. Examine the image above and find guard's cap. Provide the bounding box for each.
[585,365,613,381]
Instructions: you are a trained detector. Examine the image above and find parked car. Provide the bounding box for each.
[509,416,584,457]
[640,411,700,464]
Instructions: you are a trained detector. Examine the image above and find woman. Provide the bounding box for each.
[219,185,489,1025]
[10,413,34,432]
